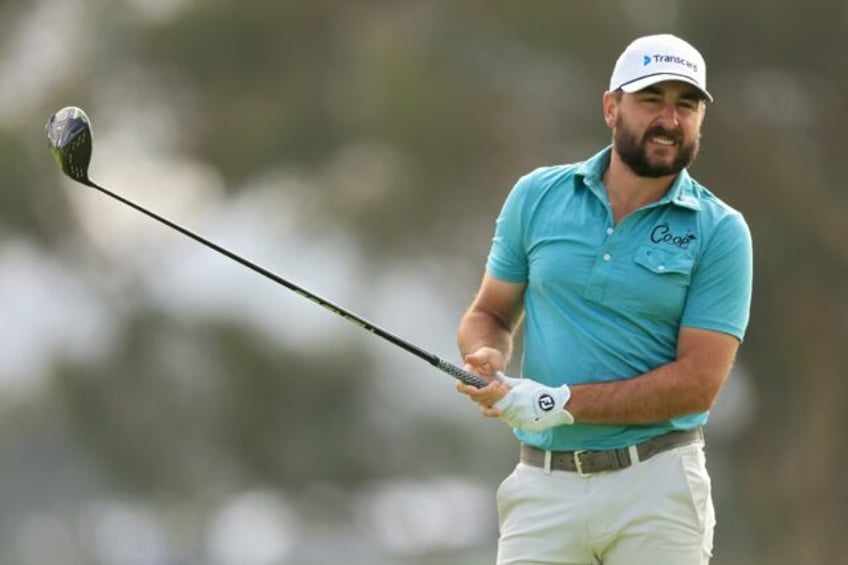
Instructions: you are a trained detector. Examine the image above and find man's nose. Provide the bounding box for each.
[657,103,680,127]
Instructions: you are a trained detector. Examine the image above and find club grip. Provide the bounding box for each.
[436,359,489,388]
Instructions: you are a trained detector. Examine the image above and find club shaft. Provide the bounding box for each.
[82,179,488,389]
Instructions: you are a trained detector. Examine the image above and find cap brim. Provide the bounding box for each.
[618,73,713,103]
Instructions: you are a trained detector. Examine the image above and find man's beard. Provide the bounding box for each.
[613,120,700,178]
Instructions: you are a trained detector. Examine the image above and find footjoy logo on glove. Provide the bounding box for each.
[537,394,556,412]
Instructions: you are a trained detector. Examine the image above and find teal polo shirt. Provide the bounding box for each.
[487,146,753,451]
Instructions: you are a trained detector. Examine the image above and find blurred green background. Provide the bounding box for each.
[2,0,846,563]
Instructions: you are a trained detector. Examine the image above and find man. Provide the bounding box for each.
[456,34,753,565]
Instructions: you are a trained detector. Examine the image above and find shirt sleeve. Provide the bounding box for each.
[681,211,753,341]
[485,172,535,283]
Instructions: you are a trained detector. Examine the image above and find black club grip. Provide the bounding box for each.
[436,359,489,388]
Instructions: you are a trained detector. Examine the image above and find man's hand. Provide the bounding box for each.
[463,347,507,380]
[493,373,574,432]
[456,363,575,432]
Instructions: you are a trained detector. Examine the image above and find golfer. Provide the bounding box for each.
[456,34,753,565]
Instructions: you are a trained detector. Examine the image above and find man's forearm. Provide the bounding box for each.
[566,328,738,424]
[567,359,725,424]
[457,310,515,363]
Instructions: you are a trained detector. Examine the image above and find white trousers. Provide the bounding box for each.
[495,442,715,565]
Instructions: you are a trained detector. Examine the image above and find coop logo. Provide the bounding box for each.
[643,53,699,73]
[537,393,556,412]
[650,223,696,249]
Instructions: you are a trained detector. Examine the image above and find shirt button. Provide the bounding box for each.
[606,227,614,235]
[658,265,666,271]
[603,253,612,261]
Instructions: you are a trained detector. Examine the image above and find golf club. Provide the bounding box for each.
[46,106,488,389]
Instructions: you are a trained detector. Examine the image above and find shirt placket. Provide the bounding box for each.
[583,210,622,303]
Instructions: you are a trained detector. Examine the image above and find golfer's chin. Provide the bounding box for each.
[638,148,681,177]
[644,141,679,161]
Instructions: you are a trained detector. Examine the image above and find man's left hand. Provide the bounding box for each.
[493,373,574,432]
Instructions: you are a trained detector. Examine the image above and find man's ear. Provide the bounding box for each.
[602,90,618,128]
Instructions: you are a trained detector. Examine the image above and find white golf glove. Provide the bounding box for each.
[494,373,574,432]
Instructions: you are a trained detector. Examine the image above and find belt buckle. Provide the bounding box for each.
[573,450,591,476]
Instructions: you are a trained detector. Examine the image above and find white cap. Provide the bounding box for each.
[609,34,712,102]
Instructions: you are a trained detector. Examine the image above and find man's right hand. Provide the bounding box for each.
[462,346,507,380]
[455,346,511,414]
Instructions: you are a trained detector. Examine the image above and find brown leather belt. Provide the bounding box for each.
[520,428,704,476]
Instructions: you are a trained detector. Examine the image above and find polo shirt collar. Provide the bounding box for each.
[575,146,702,212]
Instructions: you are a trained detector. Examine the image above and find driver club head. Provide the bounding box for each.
[46,106,93,184]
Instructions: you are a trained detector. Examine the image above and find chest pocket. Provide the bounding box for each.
[619,244,695,319]
[634,245,694,275]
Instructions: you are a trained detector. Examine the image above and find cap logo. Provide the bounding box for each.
[645,53,699,73]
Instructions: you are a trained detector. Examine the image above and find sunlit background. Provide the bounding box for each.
[2,1,846,564]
